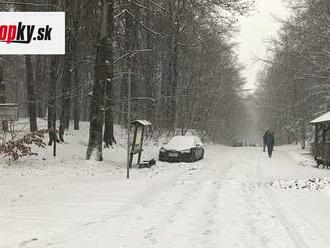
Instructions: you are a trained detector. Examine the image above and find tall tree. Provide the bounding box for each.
[59,0,75,142]
[103,0,116,148]
[25,55,38,132]
[86,0,112,161]
[48,56,60,145]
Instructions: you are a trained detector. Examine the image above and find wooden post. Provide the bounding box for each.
[53,129,56,157]
[137,126,145,165]
[322,124,326,143]
[127,120,151,171]
[130,124,138,168]
[129,153,134,169]
[325,124,329,160]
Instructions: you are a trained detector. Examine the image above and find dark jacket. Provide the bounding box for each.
[265,133,275,146]
[263,132,268,144]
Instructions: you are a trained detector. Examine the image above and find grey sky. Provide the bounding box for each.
[237,0,291,90]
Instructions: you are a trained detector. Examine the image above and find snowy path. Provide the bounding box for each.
[1,146,330,247]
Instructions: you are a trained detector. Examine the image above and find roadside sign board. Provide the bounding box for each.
[0,104,19,121]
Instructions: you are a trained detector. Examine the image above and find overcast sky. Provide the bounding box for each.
[237,0,291,90]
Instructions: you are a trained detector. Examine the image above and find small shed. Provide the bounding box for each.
[310,111,330,162]
[129,120,151,167]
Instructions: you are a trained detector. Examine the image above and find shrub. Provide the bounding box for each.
[0,130,47,161]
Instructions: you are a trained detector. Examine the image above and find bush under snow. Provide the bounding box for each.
[299,157,317,167]
[271,177,330,191]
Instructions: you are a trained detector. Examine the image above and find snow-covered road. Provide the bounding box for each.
[1,145,330,248]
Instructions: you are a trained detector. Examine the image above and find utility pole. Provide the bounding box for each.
[0,61,8,131]
[127,68,131,179]
[53,90,57,157]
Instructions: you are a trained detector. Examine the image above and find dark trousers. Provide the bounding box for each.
[267,145,273,158]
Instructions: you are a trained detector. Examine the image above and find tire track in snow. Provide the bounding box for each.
[135,150,235,247]
[217,149,293,248]
[15,168,189,248]
[284,202,330,244]
[37,149,233,248]
[263,187,311,248]
[257,150,330,248]
[256,152,309,248]
[264,187,330,248]
[218,148,318,248]
[108,146,238,247]
[39,169,189,247]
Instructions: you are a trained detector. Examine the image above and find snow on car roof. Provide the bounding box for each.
[164,136,197,151]
[310,111,330,124]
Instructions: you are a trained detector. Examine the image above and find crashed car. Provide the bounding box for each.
[159,136,204,162]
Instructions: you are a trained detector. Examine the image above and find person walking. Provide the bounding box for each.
[265,131,275,158]
[263,130,269,152]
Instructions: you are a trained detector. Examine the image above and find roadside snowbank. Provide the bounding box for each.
[299,157,317,167]
[271,177,330,191]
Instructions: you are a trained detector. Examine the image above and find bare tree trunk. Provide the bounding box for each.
[73,64,80,130]
[104,0,116,148]
[59,0,74,142]
[86,0,110,161]
[83,72,91,121]
[25,55,38,132]
[144,0,155,121]
[168,33,179,130]
[48,56,60,145]
[58,55,72,141]
[34,56,45,118]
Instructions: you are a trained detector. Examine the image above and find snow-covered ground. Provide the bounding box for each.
[1,122,330,247]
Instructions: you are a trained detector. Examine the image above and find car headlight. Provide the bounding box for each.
[181,149,191,154]
[160,148,166,153]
